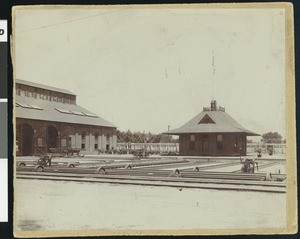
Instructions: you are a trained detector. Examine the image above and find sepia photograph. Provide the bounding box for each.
[12,3,296,237]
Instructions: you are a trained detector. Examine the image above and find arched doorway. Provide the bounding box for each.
[21,123,34,156]
[47,126,58,150]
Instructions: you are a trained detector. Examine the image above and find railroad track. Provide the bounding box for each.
[17,171,284,187]
[101,169,268,181]
[16,157,286,194]
[133,160,210,170]
[16,172,286,193]
[182,161,241,171]
[16,165,285,182]
[16,158,189,170]
[232,161,280,173]
[255,161,280,170]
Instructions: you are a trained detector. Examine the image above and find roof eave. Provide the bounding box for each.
[246,132,261,136]
[163,131,261,136]
[162,131,181,135]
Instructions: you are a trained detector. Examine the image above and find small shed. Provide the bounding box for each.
[164,100,259,156]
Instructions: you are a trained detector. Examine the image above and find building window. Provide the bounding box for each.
[61,139,67,147]
[57,93,63,103]
[20,85,26,96]
[217,134,223,150]
[68,137,71,148]
[70,95,76,105]
[36,88,43,99]
[25,86,29,97]
[95,133,99,150]
[27,87,32,97]
[189,134,195,150]
[33,90,37,98]
[51,92,58,102]
[81,132,86,150]
[37,138,43,147]
[63,95,70,104]
[27,86,36,98]
[44,90,49,100]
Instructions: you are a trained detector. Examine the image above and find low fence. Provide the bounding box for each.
[116,142,179,154]
[116,142,286,155]
[247,143,286,155]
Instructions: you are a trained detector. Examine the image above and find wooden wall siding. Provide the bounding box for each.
[16,118,116,156]
[179,133,247,156]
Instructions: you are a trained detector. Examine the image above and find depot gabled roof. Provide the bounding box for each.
[15,95,116,128]
[164,101,259,136]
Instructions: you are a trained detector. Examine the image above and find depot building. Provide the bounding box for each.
[164,100,259,156]
[15,79,117,156]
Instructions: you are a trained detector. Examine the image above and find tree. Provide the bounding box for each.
[116,130,178,143]
[261,132,283,143]
[117,130,133,143]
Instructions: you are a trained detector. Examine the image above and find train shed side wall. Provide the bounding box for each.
[16,118,117,156]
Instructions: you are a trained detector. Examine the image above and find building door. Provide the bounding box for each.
[106,133,110,151]
[21,123,34,156]
[47,126,58,150]
[203,137,209,156]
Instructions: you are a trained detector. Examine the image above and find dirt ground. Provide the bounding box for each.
[15,179,286,232]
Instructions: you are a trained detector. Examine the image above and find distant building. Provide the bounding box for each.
[164,100,259,156]
[15,79,117,156]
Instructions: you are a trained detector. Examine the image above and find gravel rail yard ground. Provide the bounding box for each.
[16,179,286,231]
[15,155,286,232]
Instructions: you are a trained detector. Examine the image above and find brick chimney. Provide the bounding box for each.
[210,100,217,111]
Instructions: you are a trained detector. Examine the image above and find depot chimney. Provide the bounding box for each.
[210,100,217,111]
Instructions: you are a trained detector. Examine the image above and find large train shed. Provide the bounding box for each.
[15,79,117,156]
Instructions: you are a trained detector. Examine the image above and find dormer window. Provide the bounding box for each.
[198,114,215,124]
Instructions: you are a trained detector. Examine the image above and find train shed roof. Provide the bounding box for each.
[15,95,116,128]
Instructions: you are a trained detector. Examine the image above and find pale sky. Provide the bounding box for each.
[14,6,286,140]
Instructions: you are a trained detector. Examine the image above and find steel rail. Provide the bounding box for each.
[16,166,285,182]
[16,173,286,193]
[231,161,279,173]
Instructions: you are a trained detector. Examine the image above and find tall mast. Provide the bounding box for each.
[211,49,215,100]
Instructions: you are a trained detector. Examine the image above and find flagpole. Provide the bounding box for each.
[212,50,215,100]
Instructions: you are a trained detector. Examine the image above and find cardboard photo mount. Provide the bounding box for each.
[12,2,297,237]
